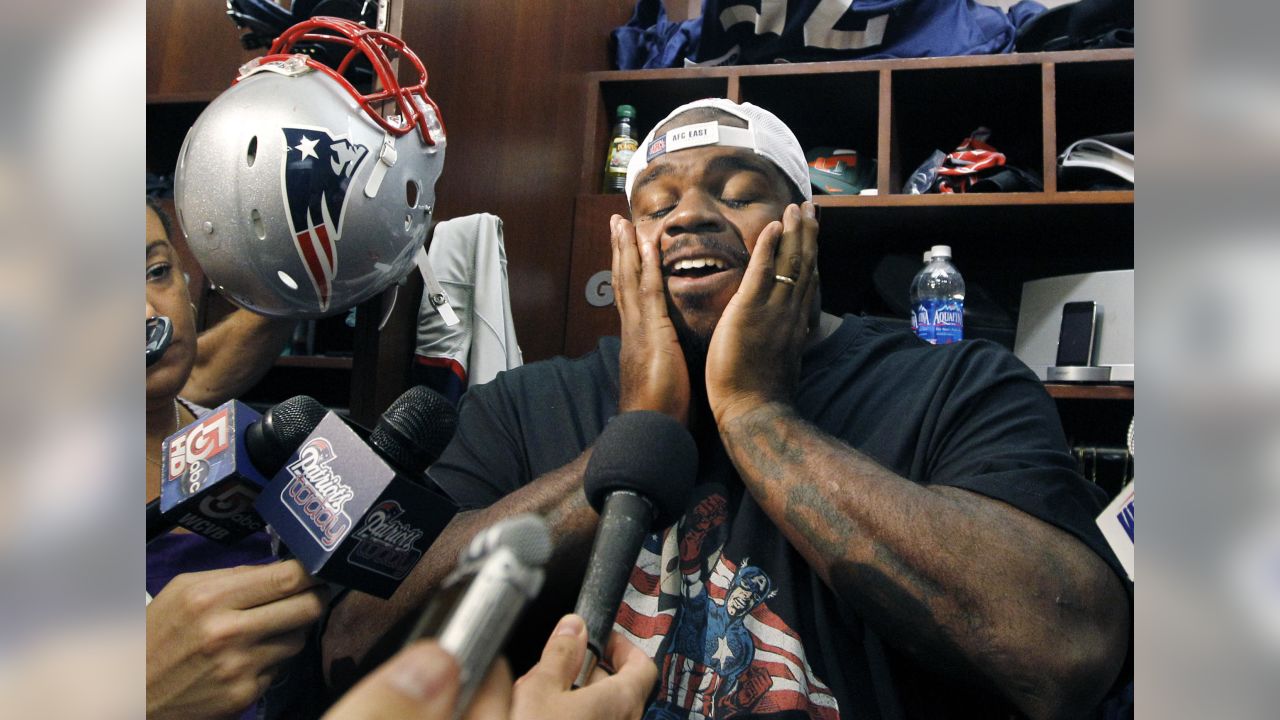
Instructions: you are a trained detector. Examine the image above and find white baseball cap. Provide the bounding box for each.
[624,98,812,204]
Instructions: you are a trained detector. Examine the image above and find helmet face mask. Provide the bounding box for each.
[175,17,445,319]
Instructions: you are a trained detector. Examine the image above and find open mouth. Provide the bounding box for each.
[667,256,732,280]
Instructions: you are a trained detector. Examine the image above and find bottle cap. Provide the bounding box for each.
[922,250,932,262]
[617,104,636,119]
[930,244,951,259]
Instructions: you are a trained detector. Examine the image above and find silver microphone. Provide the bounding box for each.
[405,513,551,715]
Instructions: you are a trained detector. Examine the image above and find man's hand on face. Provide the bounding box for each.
[705,202,819,428]
[612,214,691,426]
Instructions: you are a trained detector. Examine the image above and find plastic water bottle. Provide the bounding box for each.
[912,245,965,345]
[909,249,931,337]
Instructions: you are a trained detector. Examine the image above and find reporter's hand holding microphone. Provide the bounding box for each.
[509,614,656,720]
[146,560,329,719]
[323,613,655,720]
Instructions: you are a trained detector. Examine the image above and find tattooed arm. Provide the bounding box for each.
[717,400,1129,720]
[700,200,1127,718]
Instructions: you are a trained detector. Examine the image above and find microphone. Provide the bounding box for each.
[405,514,550,718]
[572,411,697,686]
[146,315,173,367]
[254,386,460,597]
[369,384,458,480]
[151,395,327,544]
[245,394,332,478]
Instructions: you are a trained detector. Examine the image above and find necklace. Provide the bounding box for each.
[146,401,181,467]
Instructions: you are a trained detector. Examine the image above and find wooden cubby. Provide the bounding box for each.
[889,62,1044,192]
[567,49,1134,408]
[1054,59,1134,156]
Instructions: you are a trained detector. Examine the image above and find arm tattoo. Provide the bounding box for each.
[727,406,947,614]
[721,402,804,505]
[718,401,1130,717]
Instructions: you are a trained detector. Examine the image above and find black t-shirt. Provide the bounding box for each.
[429,315,1125,719]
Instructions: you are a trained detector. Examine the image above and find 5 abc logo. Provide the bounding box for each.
[167,407,231,483]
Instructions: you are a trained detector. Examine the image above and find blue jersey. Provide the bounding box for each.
[614,0,1046,69]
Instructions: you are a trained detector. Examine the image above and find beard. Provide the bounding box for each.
[659,235,748,367]
[667,295,715,376]
[668,299,718,437]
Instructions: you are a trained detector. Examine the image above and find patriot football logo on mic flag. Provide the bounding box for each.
[280,126,370,312]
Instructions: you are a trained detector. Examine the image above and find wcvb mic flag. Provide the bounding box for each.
[254,412,456,598]
[159,400,271,543]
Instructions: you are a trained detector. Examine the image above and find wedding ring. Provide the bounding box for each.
[774,274,798,286]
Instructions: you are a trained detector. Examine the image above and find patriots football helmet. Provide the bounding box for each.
[174,16,446,318]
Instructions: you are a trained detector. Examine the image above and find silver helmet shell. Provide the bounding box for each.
[174,19,445,319]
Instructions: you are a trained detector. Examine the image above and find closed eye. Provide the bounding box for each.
[720,196,757,209]
[641,204,676,221]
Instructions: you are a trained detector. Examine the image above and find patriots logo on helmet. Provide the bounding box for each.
[281,127,370,311]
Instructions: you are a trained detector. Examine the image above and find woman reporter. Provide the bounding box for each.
[145,198,327,719]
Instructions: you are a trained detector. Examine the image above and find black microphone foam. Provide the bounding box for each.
[244,394,329,477]
[369,385,458,476]
[572,411,698,685]
[584,410,697,529]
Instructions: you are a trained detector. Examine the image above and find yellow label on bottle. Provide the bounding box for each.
[605,136,638,174]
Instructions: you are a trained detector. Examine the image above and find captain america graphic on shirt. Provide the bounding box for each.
[614,485,839,719]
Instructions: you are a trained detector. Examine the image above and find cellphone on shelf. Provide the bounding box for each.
[1055,301,1098,367]
[146,315,174,367]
